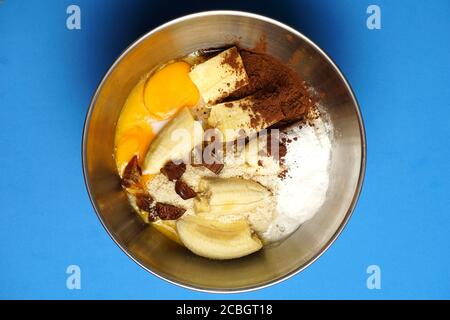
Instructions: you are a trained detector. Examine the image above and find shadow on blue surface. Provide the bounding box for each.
[87,0,350,78]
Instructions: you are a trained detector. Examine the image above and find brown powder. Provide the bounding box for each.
[221,47,244,74]
[226,50,316,127]
[278,142,287,160]
[278,168,288,179]
[234,78,248,89]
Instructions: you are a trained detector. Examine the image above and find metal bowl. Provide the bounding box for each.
[82,11,366,293]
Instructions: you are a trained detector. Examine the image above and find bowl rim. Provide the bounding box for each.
[82,10,367,294]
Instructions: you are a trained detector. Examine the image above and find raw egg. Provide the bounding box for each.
[115,61,201,244]
[144,61,200,120]
[114,78,155,175]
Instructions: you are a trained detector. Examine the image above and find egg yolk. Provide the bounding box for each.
[115,79,155,175]
[115,61,201,245]
[144,61,200,120]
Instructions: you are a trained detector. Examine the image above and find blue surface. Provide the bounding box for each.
[0,0,449,299]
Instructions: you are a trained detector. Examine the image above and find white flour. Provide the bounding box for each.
[261,118,332,243]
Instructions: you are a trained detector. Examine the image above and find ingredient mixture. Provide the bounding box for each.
[114,46,332,260]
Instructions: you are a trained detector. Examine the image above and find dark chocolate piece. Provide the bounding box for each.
[175,180,197,200]
[135,192,154,212]
[121,155,142,188]
[202,162,224,174]
[160,161,186,181]
[155,203,186,220]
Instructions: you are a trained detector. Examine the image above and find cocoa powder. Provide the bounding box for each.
[227,50,316,126]
[221,47,243,73]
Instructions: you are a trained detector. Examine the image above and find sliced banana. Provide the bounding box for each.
[194,177,271,215]
[176,215,262,260]
[143,107,204,174]
[207,97,259,142]
[189,47,249,105]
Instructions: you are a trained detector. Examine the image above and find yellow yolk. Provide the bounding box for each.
[140,174,154,187]
[115,61,201,246]
[115,79,155,175]
[144,61,200,120]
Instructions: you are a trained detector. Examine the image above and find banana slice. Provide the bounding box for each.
[189,47,249,105]
[207,97,257,142]
[142,107,204,174]
[176,215,262,260]
[208,97,284,142]
[194,177,271,215]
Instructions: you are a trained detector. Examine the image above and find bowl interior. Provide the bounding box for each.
[83,12,365,292]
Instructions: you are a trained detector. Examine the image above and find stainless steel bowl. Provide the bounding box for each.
[82,11,366,293]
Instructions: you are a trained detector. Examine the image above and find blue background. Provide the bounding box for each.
[0,0,449,299]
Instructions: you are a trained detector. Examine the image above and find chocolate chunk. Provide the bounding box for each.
[175,180,197,200]
[192,160,224,174]
[192,147,224,175]
[147,211,157,222]
[121,155,142,188]
[203,162,224,174]
[135,192,157,221]
[160,161,186,181]
[155,203,186,220]
[135,192,154,211]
